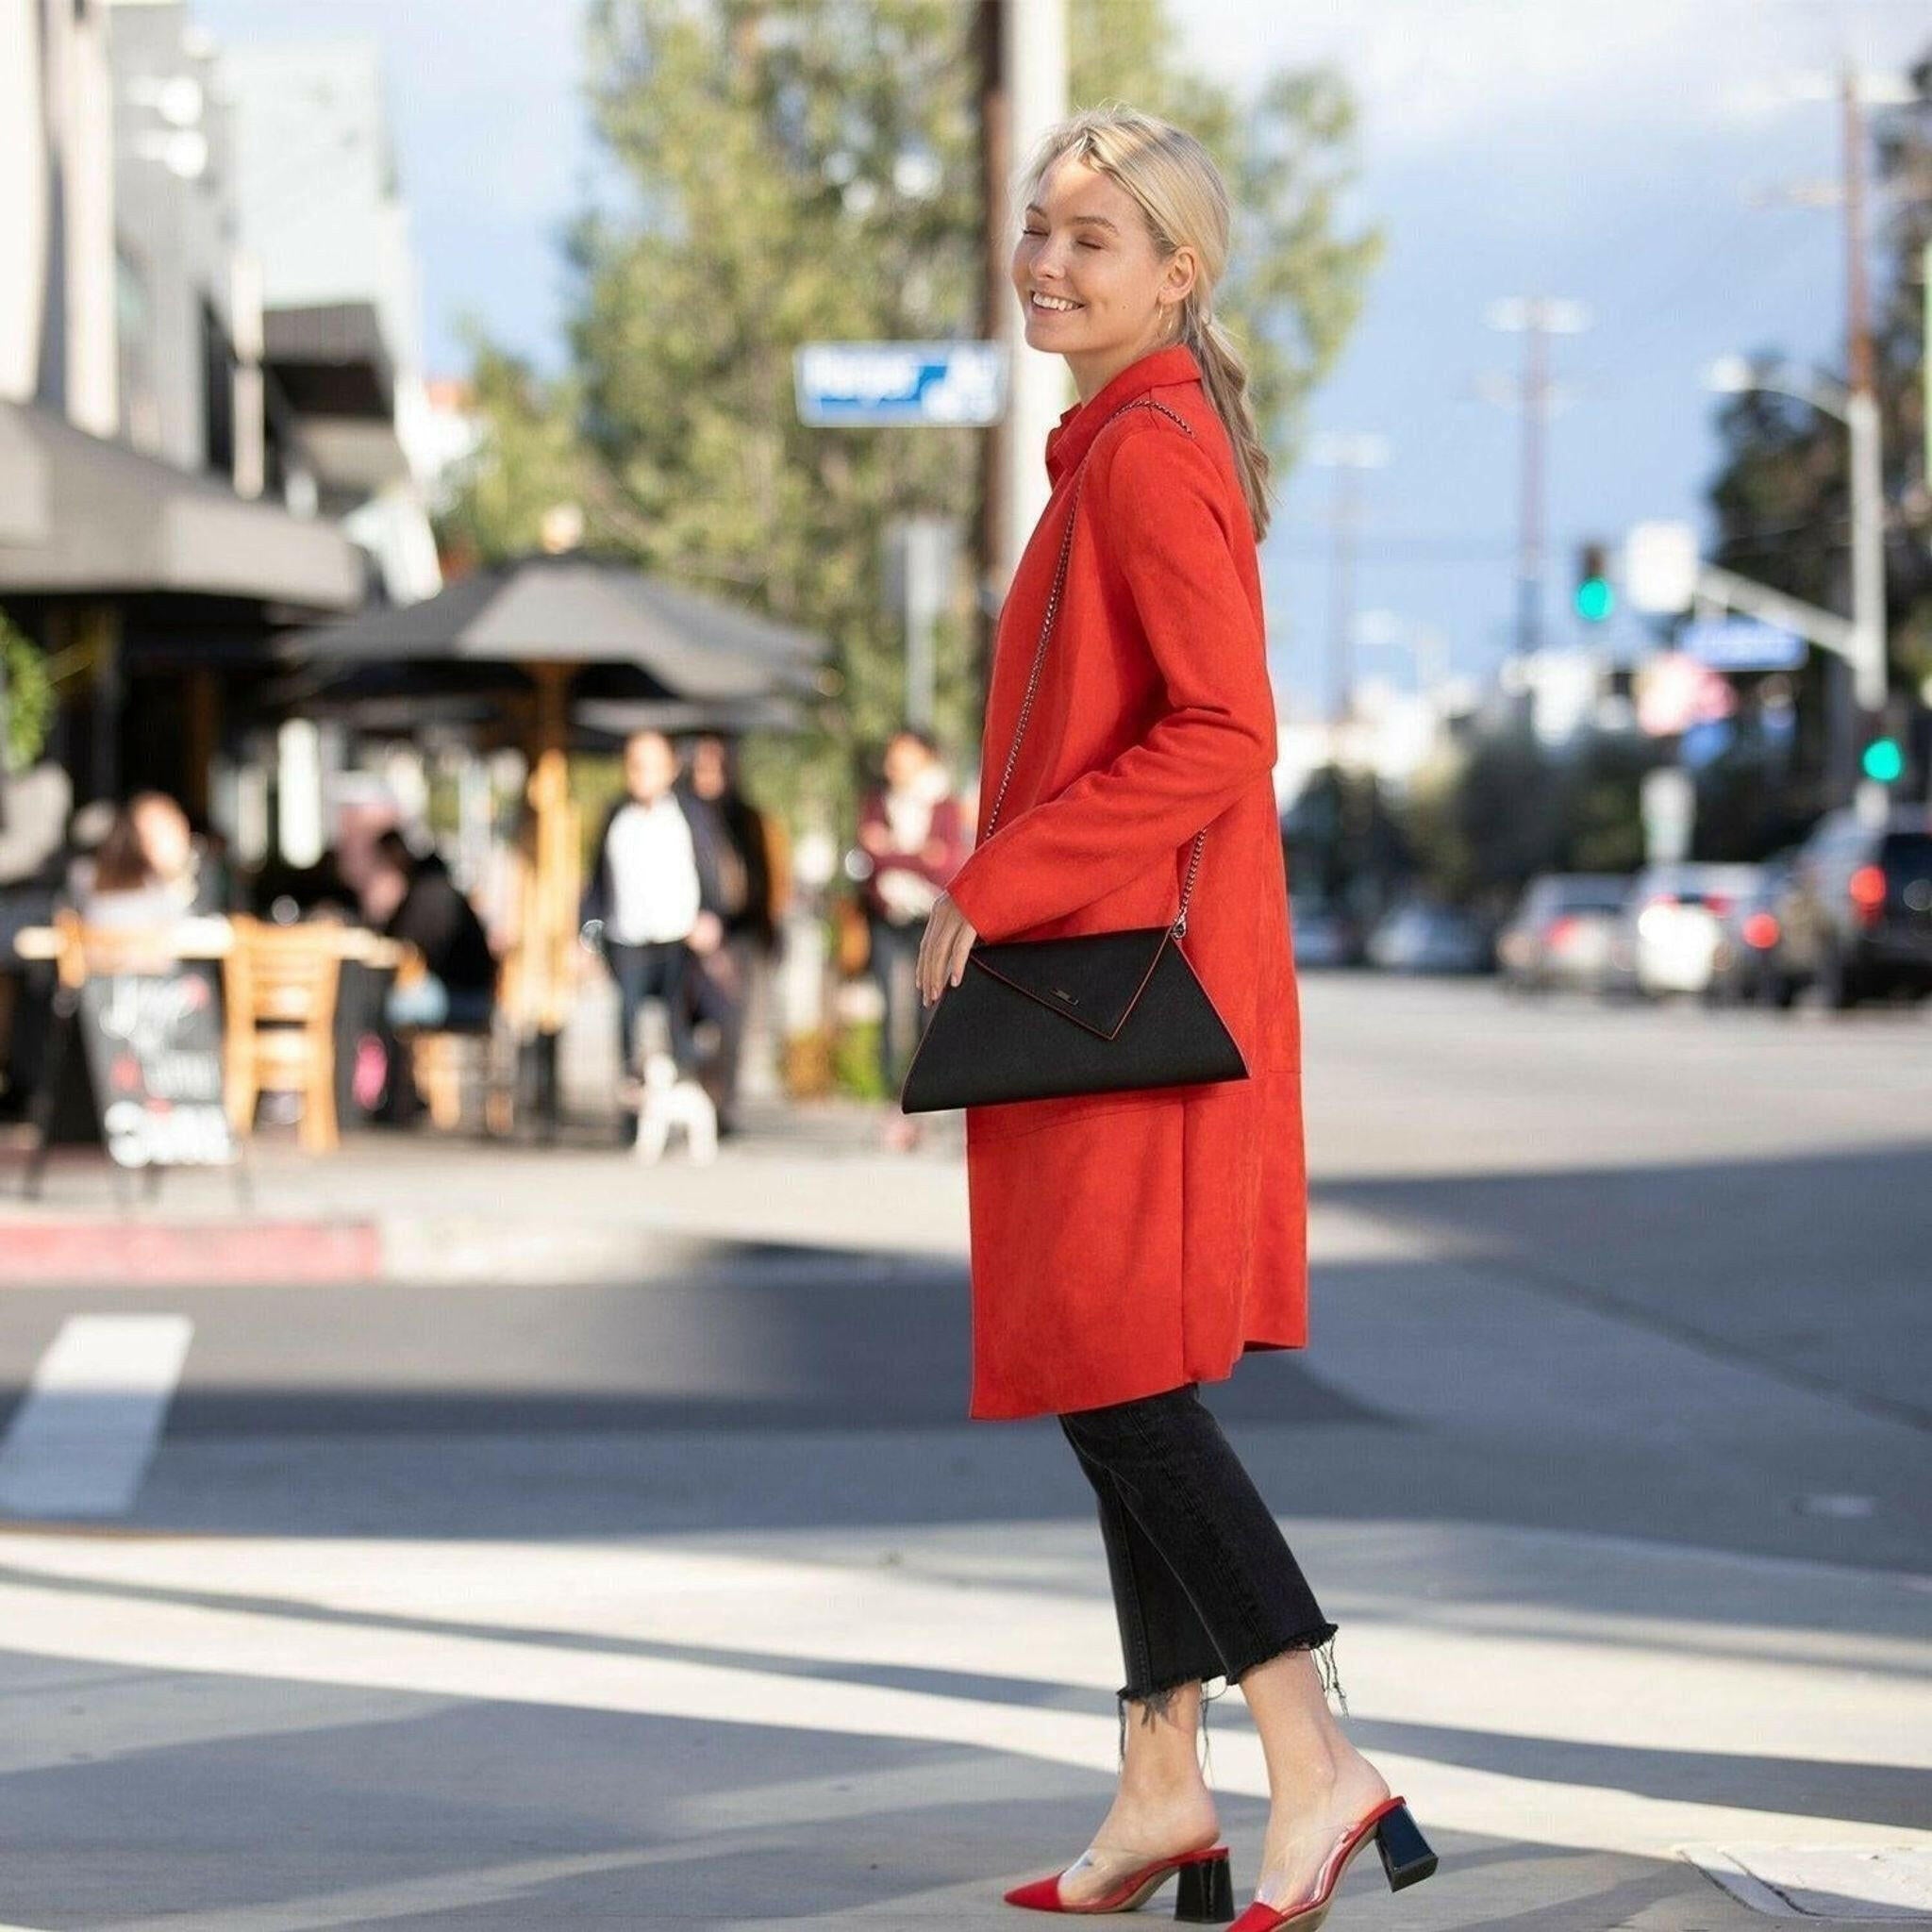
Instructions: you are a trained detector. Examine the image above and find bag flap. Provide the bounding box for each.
[967,925,1173,1041]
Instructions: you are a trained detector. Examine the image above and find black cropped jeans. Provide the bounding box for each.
[1058,1382,1342,1756]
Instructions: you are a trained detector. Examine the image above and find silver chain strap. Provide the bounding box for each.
[982,396,1206,941]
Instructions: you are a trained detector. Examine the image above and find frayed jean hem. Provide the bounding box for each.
[1114,1624,1346,1771]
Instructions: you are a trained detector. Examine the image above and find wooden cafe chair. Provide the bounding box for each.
[223,914,343,1152]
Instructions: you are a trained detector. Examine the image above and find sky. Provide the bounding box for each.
[193,0,1931,713]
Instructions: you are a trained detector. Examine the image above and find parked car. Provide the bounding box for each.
[1606,862,1767,999]
[1764,809,1932,1009]
[1290,895,1363,970]
[1496,874,1630,991]
[1366,901,1491,974]
[1704,856,1796,1006]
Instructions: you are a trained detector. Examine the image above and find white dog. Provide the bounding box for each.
[633,1049,717,1164]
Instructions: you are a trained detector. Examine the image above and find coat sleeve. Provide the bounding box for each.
[944,424,1276,942]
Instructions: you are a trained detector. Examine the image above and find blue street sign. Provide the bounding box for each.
[794,341,1007,426]
[1678,616,1807,672]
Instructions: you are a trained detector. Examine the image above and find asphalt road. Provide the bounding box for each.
[0,974,1926,1929]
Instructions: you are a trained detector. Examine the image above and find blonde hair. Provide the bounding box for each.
[1021,105,1274,541]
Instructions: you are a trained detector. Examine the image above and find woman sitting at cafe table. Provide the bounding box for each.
[77,809,182,931]
[374,830,497,1032]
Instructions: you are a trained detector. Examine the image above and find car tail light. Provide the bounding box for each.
[1545,915,1580,950]
[1741,911,1779,949]
[1849,864,1887,925]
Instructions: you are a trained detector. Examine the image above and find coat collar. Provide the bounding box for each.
[1044,343,1202,486]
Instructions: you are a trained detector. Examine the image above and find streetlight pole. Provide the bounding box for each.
[1838,65,1887,723]
[1846,384,1885,714]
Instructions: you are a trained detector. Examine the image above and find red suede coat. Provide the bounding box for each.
[942,344,1307,1422]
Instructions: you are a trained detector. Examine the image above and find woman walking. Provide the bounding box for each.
[914,108,1436,1928]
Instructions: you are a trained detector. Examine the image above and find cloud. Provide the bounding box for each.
[1176,0,1928,158]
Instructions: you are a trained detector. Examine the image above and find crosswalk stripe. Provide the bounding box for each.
[0,1315,192,1518]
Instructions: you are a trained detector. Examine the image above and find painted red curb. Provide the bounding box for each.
[0,1222,383,1285]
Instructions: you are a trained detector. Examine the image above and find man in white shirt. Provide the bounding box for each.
[580,733,724,1120]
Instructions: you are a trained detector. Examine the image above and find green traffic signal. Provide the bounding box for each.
[1574,577,1614,623]
[1860,737,1905,784]
[1574,541,1613,623]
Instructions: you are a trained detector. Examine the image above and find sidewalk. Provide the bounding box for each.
[0,1095,970,1286]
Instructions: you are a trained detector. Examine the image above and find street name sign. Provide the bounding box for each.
[1679,616,1807,672]
[794,341,1006,426]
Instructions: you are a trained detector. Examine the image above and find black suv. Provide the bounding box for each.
[1768,809,1932,1009]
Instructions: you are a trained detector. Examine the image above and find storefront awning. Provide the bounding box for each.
[0,397,363,611]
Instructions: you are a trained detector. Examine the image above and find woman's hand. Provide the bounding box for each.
[917,891,979,1006]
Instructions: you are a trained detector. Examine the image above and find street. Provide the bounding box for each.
[0,974,1927,1928]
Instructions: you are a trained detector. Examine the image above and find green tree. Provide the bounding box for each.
[446,0,1378,839]
[433,335,598,573]
[0,611,54,772]
[1399,722,1657,911]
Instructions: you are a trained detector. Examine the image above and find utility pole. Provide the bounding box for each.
[991,0,1066,606]
[974,0,1066,729]
[974,0,1008,723]
[1517,313,1547,658]
[1308,433,1389,725]
[1485,298,1589,660]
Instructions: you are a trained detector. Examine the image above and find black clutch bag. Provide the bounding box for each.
[898,395,1250,1116]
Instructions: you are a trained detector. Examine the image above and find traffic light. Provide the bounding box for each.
[1574,542,1614,624]
[1861,736,1905,784]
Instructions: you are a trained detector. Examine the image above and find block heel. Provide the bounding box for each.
[1227,1795,1438,1929]
[1372,1803,1437,1891]
[1174,1848,1236,1923]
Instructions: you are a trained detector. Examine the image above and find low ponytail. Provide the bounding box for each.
[1183,308,1274,542]
[1021,106,1275,541]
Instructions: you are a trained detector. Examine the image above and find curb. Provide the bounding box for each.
[0,1222,383,1286]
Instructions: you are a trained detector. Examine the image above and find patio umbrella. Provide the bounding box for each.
[285,553,826,1065]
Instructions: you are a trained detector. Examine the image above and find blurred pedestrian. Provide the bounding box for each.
[679,734,776,1137]
[375,830,497,1031]
[913,108,1433,1924]
[857,726,967,1150]
[580,731,723,1136]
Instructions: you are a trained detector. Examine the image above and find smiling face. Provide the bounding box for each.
[1011,153,1197,401]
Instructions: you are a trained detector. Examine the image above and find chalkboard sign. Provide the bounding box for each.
[75,967,236,1168]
